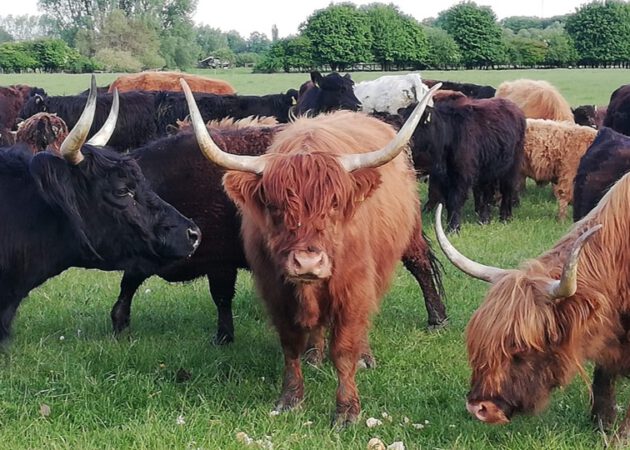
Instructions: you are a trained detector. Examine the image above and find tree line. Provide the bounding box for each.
[0,0,629,73]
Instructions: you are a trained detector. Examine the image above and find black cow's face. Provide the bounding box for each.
[295,72,361,116]
[18,94,49,126]
[30,147,201,274]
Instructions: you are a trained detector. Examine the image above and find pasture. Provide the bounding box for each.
[0,68,629,449]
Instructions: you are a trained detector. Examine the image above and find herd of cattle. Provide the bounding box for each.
[2,68,630,436]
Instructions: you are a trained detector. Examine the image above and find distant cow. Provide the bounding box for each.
[423,79,496,99]
[522,119,597,220]
[398,95,526,232]
[354,73,429,114]
[0,85,47,131]
[435,168,630,437]
[495,79,574,122]
[15,112,69,154]
[0,77,200,343]
[292,71,361,116]
[603,84,630,136]
[573,127,630,221]
[184,79,439,425]
[154,90,299,134]
[19,91,158,151]
[573,104,607,129]
[109,71,236,95]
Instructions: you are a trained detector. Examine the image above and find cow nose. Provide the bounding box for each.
[466,400,509,424]
[288,249,330,278]
[187,227,201,250]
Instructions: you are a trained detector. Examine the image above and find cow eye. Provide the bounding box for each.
[114,187,134,198]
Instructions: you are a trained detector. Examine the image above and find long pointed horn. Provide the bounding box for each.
[546,224,602,300]
[434,204,508,283]
[340,82,441,172]
[87,88,119,146]
[180,78,266,174]
[60,75,98,164]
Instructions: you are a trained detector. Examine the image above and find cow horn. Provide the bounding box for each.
[180,78,266,174]
[60,75,98,164]
[340,82,441,172]
[434,204,508,283]
[87,88,119,146]
[546,224,602,300]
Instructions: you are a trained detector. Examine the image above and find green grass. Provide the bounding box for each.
[1,68,629,449]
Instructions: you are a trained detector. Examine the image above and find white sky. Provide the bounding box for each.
[2,0,591,38]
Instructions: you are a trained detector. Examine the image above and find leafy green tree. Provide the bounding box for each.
[397,14,429,68]
[302,3,372,71]
[0,15,48,41]
[284,35,313,71]
[226,30,247,53]
[0,28,12,44]
[247,31,271,54]
[364,3,406,70]
[196,25,228,56]
[437,2,506,68]
[235,52,260,67]
[253,40,285,73]
[0,43,38,72]
[503,32,547,67]
[566,1,630,66]
[541,23,578,67]
[95,48,143,72]
[424,26,461,69]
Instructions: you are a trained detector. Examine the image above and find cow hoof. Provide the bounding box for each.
[428,317,448,331]
[331,410,359,430]
[212,332,234,346]
[592,407,617,433]
[304,347,325,366]
[275,395,303,412]
[358,353,377,369]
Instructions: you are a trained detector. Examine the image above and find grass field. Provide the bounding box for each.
[1,68,629,449]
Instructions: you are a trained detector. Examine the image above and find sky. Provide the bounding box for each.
[2,0,591,38]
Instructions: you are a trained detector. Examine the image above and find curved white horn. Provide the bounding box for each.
[546,224,602,300]
[180,78,266,174]
[87,88,119,146]
[340,82,441,172]
[60,75,98,164]
[434,203,508,283]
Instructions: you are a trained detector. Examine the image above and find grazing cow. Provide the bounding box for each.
[423,79,496,99]
[495,79,574,122]
[0,77,200,343]
[573,127,630,221]
[183,79,439,425]
[113,117,447,344]
[109,71,236,95]
[15,113,69,154]
[19,91,158,151]
[604,84,630,136]
[354,73,430,114]
[434,170,630,439]
[522,119,597,220]
[154,90,299,134]
[292,71,361,116]
[573,104,607,129]
[397,96,525,231]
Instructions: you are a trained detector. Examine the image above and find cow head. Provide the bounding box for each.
[16,112,69,154]
[434,204,601,424]
[293,72,361,117]
[572,105,597,128]
[30,76,200,273]
[184,79,438,283]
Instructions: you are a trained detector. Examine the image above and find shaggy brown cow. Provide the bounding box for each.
[183,78,439,425]
[434,180,630,439]
[109,71,236,95]
[15,113,69,154]
[522,119,597,220]
[495,79,574,122]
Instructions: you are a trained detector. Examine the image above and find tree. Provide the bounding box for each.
[302,3,372,71]
[503,32,547,68]
[0,28,12,44]
[363,3,407,70]
[566,1,630,66]
[424,26,461,69]
[542,24,577,67]
[271,24,279,42]
[437,2,506,68]
[247,31,271,54]
[284,35,313,72]
[0,15,49,41]
[226,30,247,53]
[196,25,228,56]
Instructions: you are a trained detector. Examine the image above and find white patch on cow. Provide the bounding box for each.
[354,73,432,114]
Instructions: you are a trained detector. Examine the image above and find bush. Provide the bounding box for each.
[94,48,142,72]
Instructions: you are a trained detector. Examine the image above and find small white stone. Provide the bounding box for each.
[403,416,410,424]
[302,420,313,426]
[366,417,383,428]
[367,437,386,450]
[387,442,405,450]
[176,415,185,425]
[269,410,281,416]
[59,335,65,341]
[412,423,424,429]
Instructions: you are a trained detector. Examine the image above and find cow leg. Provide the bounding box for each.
[111,273,146,333]
[0,295,20,344]
[330,319,364,428]
[445,180,468,232]
[304,325,326,365]
[207,266,238,345]
[401,218,447,329]
[591,366,617,431]
[358,331,376,369]
[275,325,308,412]
[475,184,494,225]
[498,178,515,222]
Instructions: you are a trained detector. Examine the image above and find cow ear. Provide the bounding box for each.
[222,171,264,211]
[350,169,382,208]
[311,71,323,87]
[29,152,99,257]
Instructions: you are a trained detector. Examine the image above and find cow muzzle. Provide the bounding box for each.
[286,249,332,281]
[466,400,510,424]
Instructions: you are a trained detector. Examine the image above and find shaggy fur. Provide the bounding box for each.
[573,104,607,129]
[15,112,68,154]
[604,84,630,136]
[354,73,429,114]
[573,127,630,221]
[174,115,279,133]
[495,79,574,122]
[522,119,597,220]
[465,171,630,434]
[109,71,236,95]
[0,85,46,131]
[222,111,419,424]
[424,79,496,98]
